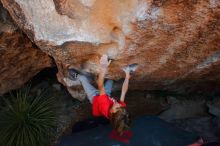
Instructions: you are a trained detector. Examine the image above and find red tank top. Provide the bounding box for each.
[92,94,126,119]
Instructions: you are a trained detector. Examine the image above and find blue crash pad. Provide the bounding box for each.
[60,116,198,146]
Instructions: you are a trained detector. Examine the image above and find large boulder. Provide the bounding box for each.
[159,97,208,121]
[0,2,53,95]
[2,0,220,95]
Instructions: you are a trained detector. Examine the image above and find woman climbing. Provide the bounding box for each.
[69,54,138,135]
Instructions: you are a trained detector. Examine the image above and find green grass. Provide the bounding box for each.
[0,86,57,146]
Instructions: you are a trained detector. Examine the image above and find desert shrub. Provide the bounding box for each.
[0,86,57,146]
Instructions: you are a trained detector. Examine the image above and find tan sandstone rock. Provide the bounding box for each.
[1,0,220,96]
[0,2,53,94]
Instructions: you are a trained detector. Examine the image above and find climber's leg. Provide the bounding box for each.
[69,68,98,103]
[78,75,99,103]
[104,79,114,96]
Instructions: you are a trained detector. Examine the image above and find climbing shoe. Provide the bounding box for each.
[68,68,94,81]
[68,68,80,80]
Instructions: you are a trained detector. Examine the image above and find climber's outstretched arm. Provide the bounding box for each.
[120,63,138,102]
[97,55,111,95]
[120,72,130,102]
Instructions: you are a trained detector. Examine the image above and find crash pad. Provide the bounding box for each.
[60,116,198,146]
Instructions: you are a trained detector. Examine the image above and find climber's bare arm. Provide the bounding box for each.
[97,55,111,95]
[97,67,107,95]
[120,72,130,102]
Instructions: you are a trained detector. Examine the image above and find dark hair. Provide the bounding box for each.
[110,107,132,135]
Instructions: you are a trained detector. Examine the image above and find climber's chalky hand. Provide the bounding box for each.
[100,54,111,68]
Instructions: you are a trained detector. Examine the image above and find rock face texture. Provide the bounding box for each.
[0,3,53,95]
[1,0,220,95]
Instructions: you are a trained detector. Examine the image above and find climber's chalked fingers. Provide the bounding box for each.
[128,63,139,74]
[122,63,139,75]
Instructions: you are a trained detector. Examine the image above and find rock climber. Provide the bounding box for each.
[68,54,138,136]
